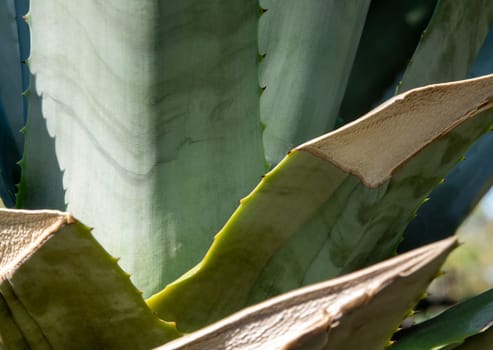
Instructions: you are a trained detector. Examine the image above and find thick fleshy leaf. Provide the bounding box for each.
[400,25,493,251]
[469,25,493,78]
[339,0,437,124]
[397,0,493,93]
[259,0,370,165]
[27,1,265,296]
[156,238,456,350]
[0,209,179,349]
[15,76,66,211]
[0,0,25,207]
[147,75,493,332]
[399,125,493,251]
[390,288,493,350]
[450,326,493,349]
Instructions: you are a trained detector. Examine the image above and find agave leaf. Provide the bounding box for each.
[339,0,437,124]
[252,76,493,301]
[15,76,66,211]
[27,0,265,296]
[390,288,493,350]
[399,124,493,251]
[256,0,493,302]
[259,0,371,165]
[147,75,493,332]
[450,326,493,349]
[0,0,25,207]
[469,25,493,78]
[0,209,179,349]
[397,0,493,93]
[155,238,456,350]
[400,25,493,251]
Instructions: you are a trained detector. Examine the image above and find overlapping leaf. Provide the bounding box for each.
[148,75,493,332]
[390,288,493,349]
[157,238,456,350]
[401,23,493,251]
[397,0,493,93]
[0,0,25,207]
[339,0,437,124]
[27,0,266,296]
[259,0,371,165]
[0,209,179,349]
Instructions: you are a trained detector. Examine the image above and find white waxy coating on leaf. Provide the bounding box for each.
[28,0,265,296]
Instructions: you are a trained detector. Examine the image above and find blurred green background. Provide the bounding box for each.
[410,188,493,322]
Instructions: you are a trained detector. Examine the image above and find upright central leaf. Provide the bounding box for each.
[27,1,265,295]
[259,0,370,165]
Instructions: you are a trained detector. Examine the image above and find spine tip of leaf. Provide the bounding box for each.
[22,13,31,24]
[258,85,266,97]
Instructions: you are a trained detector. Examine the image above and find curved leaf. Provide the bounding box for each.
[451,326,493,349]
[0,209,179,349]
[147,75,493,332]
[390,288,493,350]
[28,0,266,296]
[397,0,493,93]
[399,126,493,251]
[400,24,493,251]
[259,0,371,165]
[0,0,25,207]
[16,76,66,211]
[157,238,456,350]
[339,0,437,124]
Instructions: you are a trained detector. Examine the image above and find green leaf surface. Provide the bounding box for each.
[250,77,493,304]
[450,326,493,349]
[0,0,24,207]
[390,288,493,350]
[16,76,66,211]
[397,0,493,93]
[339,0,437,124]
[0,0,24,149]
[27,0,265,296]
[0,209,179,349]
[399,124,493,251]
[148,75,493,332]
[156,238,456,350]
[259,0,371,165]
[400,24,493,251]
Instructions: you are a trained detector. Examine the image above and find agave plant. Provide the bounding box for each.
[1,0,493,349]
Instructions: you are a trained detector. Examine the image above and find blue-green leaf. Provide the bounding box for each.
[397,0,493,93]
[148,75,493,332]
[339,0,437,124]
[0,0,26,207]
[27,0,266,296]
[399,23,493,251]
[390,288,493,350]
[259,0,371,165]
